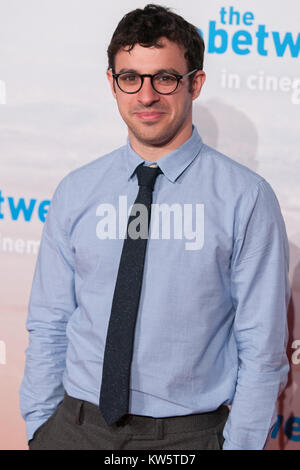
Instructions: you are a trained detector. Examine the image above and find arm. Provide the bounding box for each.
[223,179,290,450]
[19,177,77,442]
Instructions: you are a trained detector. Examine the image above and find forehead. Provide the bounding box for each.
[114,38,188,73]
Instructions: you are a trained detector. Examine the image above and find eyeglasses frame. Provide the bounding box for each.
[111,68,200,95]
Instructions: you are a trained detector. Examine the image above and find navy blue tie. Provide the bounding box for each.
[99,163,162,425]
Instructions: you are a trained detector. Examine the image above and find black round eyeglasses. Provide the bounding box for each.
[111,69,199,95]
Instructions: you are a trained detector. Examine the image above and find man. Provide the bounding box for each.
[20,4,290,450]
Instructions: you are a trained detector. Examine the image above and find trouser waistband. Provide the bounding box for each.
[63,393,229,436]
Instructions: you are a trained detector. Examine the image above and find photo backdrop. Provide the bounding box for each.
[0,0,299,450]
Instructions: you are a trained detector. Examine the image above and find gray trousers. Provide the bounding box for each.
[29,393,229,450]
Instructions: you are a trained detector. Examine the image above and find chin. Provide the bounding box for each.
[130,125,177,147]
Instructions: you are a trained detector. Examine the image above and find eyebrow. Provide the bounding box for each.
[116,68,182,75]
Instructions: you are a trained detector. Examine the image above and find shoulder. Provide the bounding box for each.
[197,142,282,224]
[53,145,125,198]
[66,145,125,183]
[200,143,264,191]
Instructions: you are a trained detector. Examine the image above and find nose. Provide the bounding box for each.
[137,77,160,106]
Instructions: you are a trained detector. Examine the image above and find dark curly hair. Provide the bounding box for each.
[107,4,205,91]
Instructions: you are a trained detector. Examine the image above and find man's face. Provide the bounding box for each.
[107,37,205,149]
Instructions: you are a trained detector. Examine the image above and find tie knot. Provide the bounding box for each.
[136,164,162,190]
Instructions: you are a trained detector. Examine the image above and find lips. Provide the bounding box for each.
[136,112,165,121]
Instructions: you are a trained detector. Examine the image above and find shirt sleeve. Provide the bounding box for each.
[223,179,290,450]
[19,176,77,442]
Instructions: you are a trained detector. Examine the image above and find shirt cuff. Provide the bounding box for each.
[222,438,261,450]
[26,417,50,443]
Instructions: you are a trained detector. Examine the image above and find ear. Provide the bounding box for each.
[191,70,206,101]
[107,69,117,98]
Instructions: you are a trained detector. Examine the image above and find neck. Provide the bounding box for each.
[128,121,193,162]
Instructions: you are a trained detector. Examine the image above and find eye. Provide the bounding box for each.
[119,73,139,82]
[155,73,177,84]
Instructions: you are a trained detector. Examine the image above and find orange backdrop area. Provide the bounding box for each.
[0,0,300,450]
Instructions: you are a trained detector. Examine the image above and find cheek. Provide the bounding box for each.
[171,95,191,117]
[116,96,132,117]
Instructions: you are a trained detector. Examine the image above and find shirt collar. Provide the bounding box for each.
[124,125,203,183]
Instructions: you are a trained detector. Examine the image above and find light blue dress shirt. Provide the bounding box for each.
[20,126,290,450]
